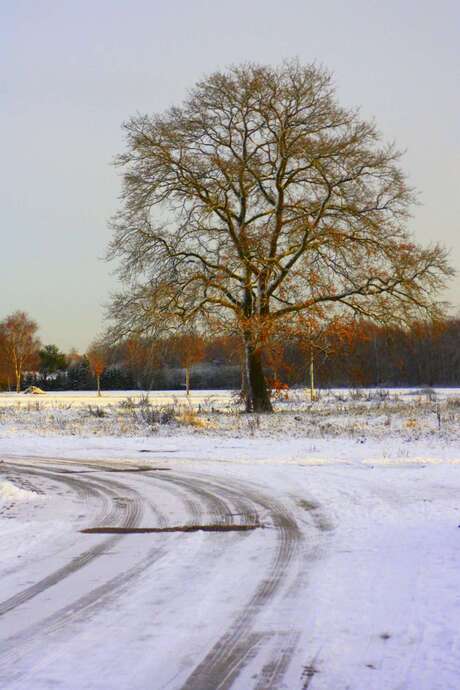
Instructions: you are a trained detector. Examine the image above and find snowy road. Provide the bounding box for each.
[1,452,460,689]
[0,457,311,690]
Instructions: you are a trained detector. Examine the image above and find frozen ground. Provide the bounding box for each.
[0,386,459,445]
[1,389,460,689]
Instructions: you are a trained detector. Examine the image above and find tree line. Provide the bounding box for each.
[0,311,119,395]
[1,310,458,393]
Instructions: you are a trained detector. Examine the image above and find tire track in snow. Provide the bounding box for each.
[1,460,312,690]
[179,475,303,690]
[254,631,302,690]
[0,460,246,686]
[0,463,144,617]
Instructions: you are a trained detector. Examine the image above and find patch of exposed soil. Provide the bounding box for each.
[81,523,262,534]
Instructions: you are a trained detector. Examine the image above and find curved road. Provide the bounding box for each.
[0,456,320,690]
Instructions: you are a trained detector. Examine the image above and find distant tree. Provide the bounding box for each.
[440,318,460,385]
[170,332,206,395]
[66,348,81,365]
[205,333,248,394]
[294,317,334,400]
[0,311,40,392]
[121,337,163,389]
[86,343,107,397]
[39,344,68,382]
[123,338,146,388]
[0,331,15,390]
[205,335,241,365]
[66,354,92,390]
[334,320,374,386]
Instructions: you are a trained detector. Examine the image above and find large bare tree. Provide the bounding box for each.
[108,61,452,412]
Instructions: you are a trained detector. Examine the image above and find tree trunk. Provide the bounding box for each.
[240,362,248,397]
[244,341,273,413]
[15,369,21,393]
[309,349,316,401]
[240,347,250,409]
[243,341,253,412]
[96,374,101,397]
[185,366,190,396]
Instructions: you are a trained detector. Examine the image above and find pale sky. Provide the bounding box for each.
[1,0,459,351]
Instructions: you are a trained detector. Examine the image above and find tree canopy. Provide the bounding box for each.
[108,61,453,411]
[39,344,67,378]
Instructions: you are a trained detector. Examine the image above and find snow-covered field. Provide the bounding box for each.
[1,388,460,689]
[1,386,459,446]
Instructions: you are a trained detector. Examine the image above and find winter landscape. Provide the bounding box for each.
[1,388,460,689]
[3,1,460,689]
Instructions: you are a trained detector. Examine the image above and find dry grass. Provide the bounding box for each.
[0,388,459,441]
[177,407,216,429]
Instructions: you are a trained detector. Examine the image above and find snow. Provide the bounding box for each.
[1,385,460,408]
[1,388,460,689]
[0,480,42,503]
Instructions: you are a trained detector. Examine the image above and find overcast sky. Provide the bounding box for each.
[1,0,459,351]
